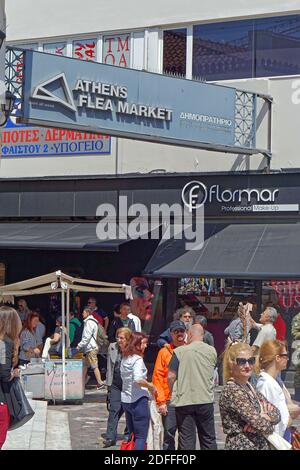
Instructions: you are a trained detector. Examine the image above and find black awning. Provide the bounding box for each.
[144,222,300,279]
[0,223,128,251]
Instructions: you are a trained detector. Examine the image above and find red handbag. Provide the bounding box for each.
[120,433,135,450]
[119,433,147,450]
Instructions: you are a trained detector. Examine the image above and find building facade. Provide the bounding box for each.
[3,1,300,351]
[3,0,300,177]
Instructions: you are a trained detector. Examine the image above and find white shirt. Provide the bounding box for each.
[253,323,276,349]
[121,355,149,403]
[256,371,289,437]
[77,317,98,353]
[128,313,142,332]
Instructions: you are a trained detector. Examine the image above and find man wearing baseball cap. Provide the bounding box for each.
[152,320,195,450]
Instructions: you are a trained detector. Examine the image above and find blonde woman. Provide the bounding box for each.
[257,340,300,442]
[219,342,281,450]
[0,306,22,449]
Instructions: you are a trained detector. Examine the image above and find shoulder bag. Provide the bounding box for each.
[247,382,292,451]
[6,377,35,431]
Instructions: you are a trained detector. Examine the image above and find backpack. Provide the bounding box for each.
[70,319,84,348]
[88,318,109,353]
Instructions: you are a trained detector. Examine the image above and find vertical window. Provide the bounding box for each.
[103,33,131,67]
[163,28,187,76]
[193,20,255,81]
[43,42,67,56]
[254,15,300,77]
[16,44,38,50]
[73,38,97,61]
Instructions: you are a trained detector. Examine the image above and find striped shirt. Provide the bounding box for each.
[19,329,40,361]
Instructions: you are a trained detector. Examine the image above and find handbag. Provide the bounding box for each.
[120,433,135,450]
[119,433,147,450]
[246,382,292,451]
[266,431,292,451]
[6,377,35,431]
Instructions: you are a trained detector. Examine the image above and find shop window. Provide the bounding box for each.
[73,38,97,61]
[163,28,187,77]
[178,277,256,320]
[192,14,300,81]
[254,15,300,77]
[16,44,38,50]
[103,33,131,68]
[193,20,255,81]
[43,42,67,56]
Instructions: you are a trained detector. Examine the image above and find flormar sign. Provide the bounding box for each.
[181,180,299,214]
[20,50,258,154]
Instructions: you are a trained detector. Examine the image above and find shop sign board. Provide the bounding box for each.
[1,118,111,158]
[44,360,84,400]
[181,179,300,215]
[20,50,253,152]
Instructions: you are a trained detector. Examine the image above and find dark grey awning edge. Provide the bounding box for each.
[143,271,300,280]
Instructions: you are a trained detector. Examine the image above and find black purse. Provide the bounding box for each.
[6,377,35,431]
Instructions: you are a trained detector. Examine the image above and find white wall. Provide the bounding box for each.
[6,0,300,41]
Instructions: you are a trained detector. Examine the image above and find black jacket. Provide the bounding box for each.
[0,337,13,403]
[108,317,136,343]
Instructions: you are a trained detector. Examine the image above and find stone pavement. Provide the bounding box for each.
[3,398,71,450]
[42,385,226,450]
[3,399,48,450]
[3,385,299,450]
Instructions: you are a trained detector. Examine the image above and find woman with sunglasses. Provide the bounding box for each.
[219,342,280,450]
[257,340,300,442]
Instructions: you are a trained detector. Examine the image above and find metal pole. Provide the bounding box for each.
[66,288,70,350]
[61,289,66,401]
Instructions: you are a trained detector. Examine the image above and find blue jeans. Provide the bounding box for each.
[122,397,150,450]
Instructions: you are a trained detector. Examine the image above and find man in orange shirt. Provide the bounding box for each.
[152,320,189,450]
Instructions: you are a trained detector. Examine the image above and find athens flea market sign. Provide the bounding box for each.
[20,50,256,153]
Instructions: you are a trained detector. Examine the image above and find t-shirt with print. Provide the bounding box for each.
[252,323,276,349]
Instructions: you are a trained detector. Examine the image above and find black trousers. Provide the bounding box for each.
[162,401,178,450]
[106,384,128,441]
[175,403,217,450]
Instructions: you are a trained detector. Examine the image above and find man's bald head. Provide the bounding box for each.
[187,324,204,343]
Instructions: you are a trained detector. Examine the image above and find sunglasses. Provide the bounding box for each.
[278,353,289,358]
[236,357,256,366]
[173,329,185,334]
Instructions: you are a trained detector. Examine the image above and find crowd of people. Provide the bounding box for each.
[0,298,300,451]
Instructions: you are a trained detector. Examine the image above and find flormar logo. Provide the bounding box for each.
[182,181,279,211]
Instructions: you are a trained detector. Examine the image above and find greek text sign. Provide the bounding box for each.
[21,50,253,151]
[1,119,111,158]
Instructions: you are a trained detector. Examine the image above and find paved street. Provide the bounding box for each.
[56,387,226,450]
[4,385,300,450]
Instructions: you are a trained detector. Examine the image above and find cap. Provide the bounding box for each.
[57,316,62,323]
[169,320,186,332]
